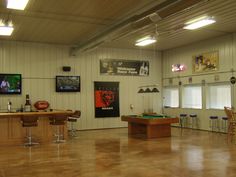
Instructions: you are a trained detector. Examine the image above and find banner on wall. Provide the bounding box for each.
[100,59,149,76]
[94,82,120,118]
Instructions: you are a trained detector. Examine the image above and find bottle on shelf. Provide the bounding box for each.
[24,94,32,112]
[7,99,12,112]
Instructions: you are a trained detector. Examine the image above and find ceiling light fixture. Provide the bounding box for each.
[7,0,29,10]
[183,16,216,30]
[0,20,14,36]
[135,36,156,46]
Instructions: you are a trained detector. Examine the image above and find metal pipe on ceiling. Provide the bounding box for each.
[70,0,206,55]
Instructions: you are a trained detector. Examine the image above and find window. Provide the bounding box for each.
[182,85,202,109]
[207,83,231,109]
[163,87,179,108]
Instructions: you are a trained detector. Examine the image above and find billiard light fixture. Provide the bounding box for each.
[7,0,29,10]
[138,84,159,93]
[183,16,216,30]
[135,36,156,46]
[0,20,14,36]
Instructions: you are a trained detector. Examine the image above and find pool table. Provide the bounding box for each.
[121,114,179,138]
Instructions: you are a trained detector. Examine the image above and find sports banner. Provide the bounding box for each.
[100,59,149,76]
[94,82,120,118]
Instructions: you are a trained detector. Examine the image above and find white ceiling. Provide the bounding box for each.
[0,0,236,52]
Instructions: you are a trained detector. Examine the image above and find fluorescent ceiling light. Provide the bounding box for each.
[135,36,156,46]
[0,26,14,36]
[0,20,14,36]
[7,0,29,10]
[183,16,216,30]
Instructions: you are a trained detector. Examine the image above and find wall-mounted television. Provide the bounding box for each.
[0,74,22,94]
[56,76,80,92]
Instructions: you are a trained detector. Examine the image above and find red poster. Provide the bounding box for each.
[94,82,120,118]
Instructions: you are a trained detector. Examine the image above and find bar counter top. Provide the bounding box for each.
[0,110,73,118]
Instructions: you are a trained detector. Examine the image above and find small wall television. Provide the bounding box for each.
[0,73,22,94]
[56,76,80,92]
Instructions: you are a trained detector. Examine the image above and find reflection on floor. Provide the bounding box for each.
[0,127,235,177]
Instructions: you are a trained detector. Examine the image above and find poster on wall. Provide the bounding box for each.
[100,59,149,76]
[94,81,120,118]
[193,51,219,73]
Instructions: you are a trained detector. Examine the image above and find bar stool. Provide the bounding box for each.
[189,114,198,129]
[209,116,219,132]
[68,110,81,137]
[221,117,228,133]
[21,115,39,146]
[49,115,68,143]
[179,114,187,128]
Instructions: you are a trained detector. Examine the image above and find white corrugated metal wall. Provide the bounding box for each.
[0,41,162,130]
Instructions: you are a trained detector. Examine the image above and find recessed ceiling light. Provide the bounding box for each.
[183,16,216,30]
[135,36,156,46]
[7,0,29,10]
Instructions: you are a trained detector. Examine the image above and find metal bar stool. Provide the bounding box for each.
[49,115,68,143]
[209,116,219,132]
[21,115,39,146]
[179,114,187,128]
[68,110,81,137]
[189,114,198,129]
[221,117,228,133]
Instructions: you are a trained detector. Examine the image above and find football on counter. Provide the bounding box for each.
[34,101,49,110]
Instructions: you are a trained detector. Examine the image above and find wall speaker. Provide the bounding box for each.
[62,66,71,72]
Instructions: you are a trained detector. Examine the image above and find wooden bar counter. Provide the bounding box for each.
[0,110,73,145]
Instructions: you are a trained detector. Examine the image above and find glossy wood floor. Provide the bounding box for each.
[0,127,235,177]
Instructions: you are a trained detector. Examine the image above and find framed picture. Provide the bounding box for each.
[94,81,120,118]
[193,51,219,73]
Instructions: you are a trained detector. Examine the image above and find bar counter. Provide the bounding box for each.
[0,110,73,145]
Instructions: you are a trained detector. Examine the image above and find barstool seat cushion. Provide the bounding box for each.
[190,114,197,118]
[21,116,38,127]
[67,110,81,122]
[180,114,187,117]
[68,118,77,122]
[49,115,67,125]
[209,116,218,119]
[222,117,228,120]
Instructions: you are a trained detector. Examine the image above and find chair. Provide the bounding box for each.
[49,114,68,143]
[21,115,39,146]
[189,114,198,129]
[224,107,236,142]
[209,116,219,132]
[179,114,187,128]
[68,110,81,137]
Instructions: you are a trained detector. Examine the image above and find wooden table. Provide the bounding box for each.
[0,110,73,145]
[121,115,179,138]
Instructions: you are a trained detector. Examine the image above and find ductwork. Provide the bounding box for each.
[70,0,207,55]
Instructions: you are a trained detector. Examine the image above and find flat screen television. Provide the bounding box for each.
[56,76,80,92]
[0,73,22,94]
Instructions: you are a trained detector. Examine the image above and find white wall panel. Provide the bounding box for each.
[0,41,162,130]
